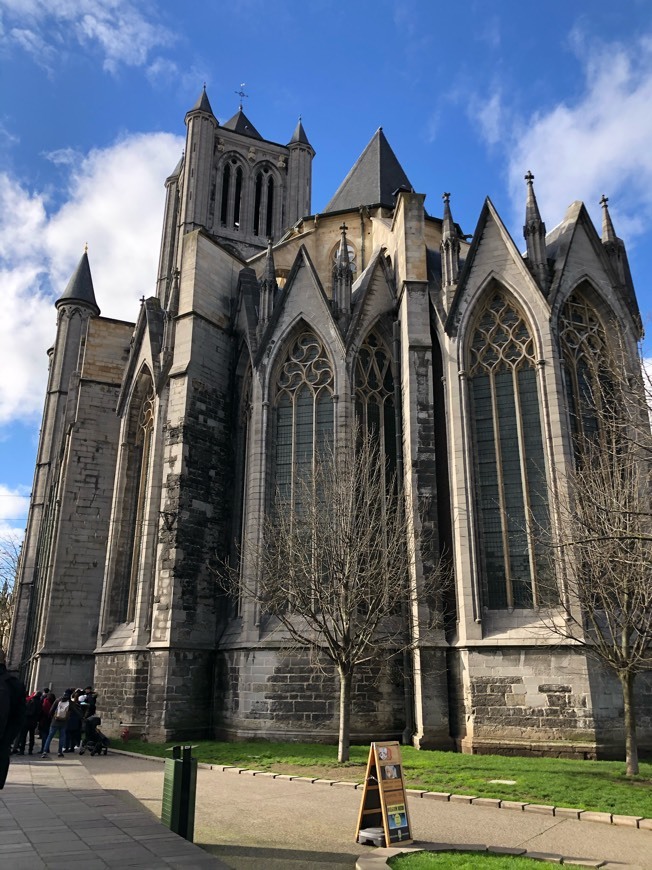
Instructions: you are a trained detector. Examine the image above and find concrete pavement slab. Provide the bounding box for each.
[75,749,652,870]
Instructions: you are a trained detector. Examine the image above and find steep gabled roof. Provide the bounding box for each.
[324,128,412,213]
[56,251,100,315]
[222,107,262,140]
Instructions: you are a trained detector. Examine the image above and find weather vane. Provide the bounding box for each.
[235,82,248,109]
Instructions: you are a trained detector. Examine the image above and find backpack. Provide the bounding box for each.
[54,699,70,721]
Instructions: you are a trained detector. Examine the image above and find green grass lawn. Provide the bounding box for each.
[388,852,589,869]
[119,739,652,818]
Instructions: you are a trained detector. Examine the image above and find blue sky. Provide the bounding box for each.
[2,0,652,540]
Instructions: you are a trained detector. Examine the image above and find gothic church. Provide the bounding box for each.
[9,88,651,756]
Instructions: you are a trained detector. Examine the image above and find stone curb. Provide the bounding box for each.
[355,844,607,869]
[109,749,652,830]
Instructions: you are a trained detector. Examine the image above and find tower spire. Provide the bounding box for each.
[523,171,549,291]
[332,222,352,322]
[440,192,460,302]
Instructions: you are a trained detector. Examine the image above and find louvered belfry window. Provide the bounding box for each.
[273,331,334,512]
[468,291,550,609]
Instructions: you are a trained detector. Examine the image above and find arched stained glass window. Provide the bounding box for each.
[273,331,334,512]
[468,291,551,609]
[118,376,155,623]
[355,332,396,485]
[559,287,609,446]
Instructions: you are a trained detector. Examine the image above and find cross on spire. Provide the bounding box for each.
[525,170,535,185]
[235,82,248,109]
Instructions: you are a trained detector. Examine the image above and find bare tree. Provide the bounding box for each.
[0,533,21,651]
[542,346,652,775]
[222,428,447,762]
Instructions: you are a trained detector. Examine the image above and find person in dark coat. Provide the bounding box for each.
[0,649,26,788]
[11,690,42,756]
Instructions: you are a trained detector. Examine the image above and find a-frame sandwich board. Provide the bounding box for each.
[355,741,412,846]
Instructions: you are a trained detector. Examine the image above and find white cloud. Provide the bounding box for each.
[0,131,183,428]
[472,33,652,242]
[1,0,173,72]
[0,484,30,539]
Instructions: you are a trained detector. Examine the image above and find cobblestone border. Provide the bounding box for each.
[111,748,652,832]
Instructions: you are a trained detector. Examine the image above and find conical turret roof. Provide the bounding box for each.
[222,107,262,140]
[289,118,311,147]
[189,86,214,117]
[324,128,412,213]
[56,251,100,314]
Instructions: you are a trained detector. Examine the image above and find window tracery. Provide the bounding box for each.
[273,331,334,511]
[559,287,609,445]
[354,331,396,484]
[468,291,551,609]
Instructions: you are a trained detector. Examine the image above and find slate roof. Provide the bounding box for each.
[56,251,99,314]
[222,107,263,140]
[324,128,412,213]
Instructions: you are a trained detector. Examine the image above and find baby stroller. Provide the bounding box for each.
[79,715,110,756]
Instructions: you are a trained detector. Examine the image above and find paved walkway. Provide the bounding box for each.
[3,749,652,869]
[1,753,226,869]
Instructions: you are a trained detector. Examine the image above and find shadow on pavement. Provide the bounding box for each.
[204,842,360,869]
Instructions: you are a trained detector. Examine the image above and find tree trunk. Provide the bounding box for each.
[619,670,639,776]
[337,667,353,763]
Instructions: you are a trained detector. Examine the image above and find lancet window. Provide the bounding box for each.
[273,331,334,512]
[559,287,609,447]
[253,167,275,238]
[354,331,397,485]
[468,291,551,609]
[116,375,155,623]
[220,159,244,229]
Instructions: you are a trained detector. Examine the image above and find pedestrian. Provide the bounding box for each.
[38,690,54,747]
[65,689,83,752]
[41,689,72,759]
[11,690,42,756]
[0,649,26,788]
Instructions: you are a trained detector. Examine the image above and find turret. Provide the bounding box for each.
[332,222,353,322]
[523,171,549,291]
[7,251,99,670]
[440,192,460,305]
[179,86,218,235]
[156,156,182,305]
[286,117,315,227]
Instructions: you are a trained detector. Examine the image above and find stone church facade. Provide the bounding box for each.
[9,88,652,756]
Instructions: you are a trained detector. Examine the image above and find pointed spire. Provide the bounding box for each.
[188,84,214,118]
[440,192,460,294]
[289,116,311,147]
[332,223,353,321]
[56,250,100,315]
[258,238,278,331]
[523,171,549,291]
[600,194,617,245]
[599,194,630,289]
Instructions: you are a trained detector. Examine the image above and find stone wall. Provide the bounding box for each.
[214,648,406,743]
